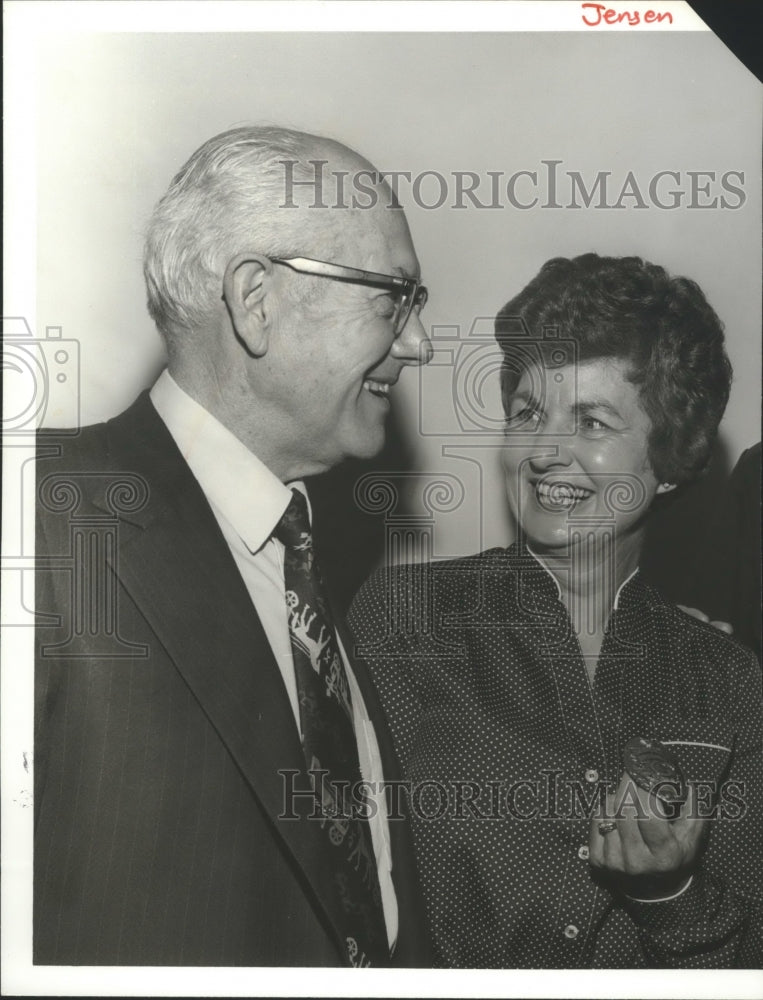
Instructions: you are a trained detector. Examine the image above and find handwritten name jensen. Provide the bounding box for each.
[582,3,673,26]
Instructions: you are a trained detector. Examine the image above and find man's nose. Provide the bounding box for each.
[391,310,433,366]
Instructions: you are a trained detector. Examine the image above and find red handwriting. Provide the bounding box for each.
[581,3,673,26]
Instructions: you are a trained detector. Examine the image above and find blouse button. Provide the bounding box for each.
[564,924,579,940]
[578,845,590,860]
[584,768,599,783]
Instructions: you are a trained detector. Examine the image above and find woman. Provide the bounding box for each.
[349,254,763,968]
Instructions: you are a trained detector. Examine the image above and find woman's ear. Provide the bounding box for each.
[222,252,273,356]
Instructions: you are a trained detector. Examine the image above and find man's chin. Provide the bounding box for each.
[323,430,386,471]
[348,433,386,463]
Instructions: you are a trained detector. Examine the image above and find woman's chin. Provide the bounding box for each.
[520,526,574,554]
[516,507,575,550]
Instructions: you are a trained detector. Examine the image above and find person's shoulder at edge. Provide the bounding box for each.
[35,392,168,473]
[732,441,761,479]
[38,414,110,435]
[37,417,110,459]
[652,582,762,672]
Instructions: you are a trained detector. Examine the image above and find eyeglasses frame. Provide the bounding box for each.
[269,255,428,335]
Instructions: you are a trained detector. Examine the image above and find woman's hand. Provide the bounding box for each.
[588,776,708,900]
[677,605,733,634]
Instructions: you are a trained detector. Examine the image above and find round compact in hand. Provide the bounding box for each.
[622,737,687,819]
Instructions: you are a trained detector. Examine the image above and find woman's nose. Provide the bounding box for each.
[527,442,574,474]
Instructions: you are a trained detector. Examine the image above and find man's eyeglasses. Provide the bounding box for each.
[270,256,428,336]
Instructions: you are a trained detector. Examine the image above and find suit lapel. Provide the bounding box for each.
[96,394,351,959]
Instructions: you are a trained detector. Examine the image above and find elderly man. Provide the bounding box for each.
[34,126,432,967]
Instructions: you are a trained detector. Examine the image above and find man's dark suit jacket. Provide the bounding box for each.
[34,392,429,966]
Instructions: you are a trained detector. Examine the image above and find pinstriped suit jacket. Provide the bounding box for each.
[34,392,429,966]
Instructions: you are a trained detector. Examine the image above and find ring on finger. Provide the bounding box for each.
[598,820,617,836]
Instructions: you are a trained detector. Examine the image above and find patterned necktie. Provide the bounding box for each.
[275,488,387,967]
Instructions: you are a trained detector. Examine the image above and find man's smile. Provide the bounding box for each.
[362,375,397,400]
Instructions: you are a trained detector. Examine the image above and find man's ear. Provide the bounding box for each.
[222,252,274,357]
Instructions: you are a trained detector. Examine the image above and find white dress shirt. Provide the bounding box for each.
[150,370,398,947]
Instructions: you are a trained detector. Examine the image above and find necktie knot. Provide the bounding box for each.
[275,488,312,552]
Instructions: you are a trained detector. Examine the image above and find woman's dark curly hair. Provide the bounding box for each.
[495,253,732,485]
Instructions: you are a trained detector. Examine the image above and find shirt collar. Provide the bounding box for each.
[150,369,307,553]
[521,542,641,608]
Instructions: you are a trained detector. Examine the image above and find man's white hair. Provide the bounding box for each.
[143,125,343,341]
